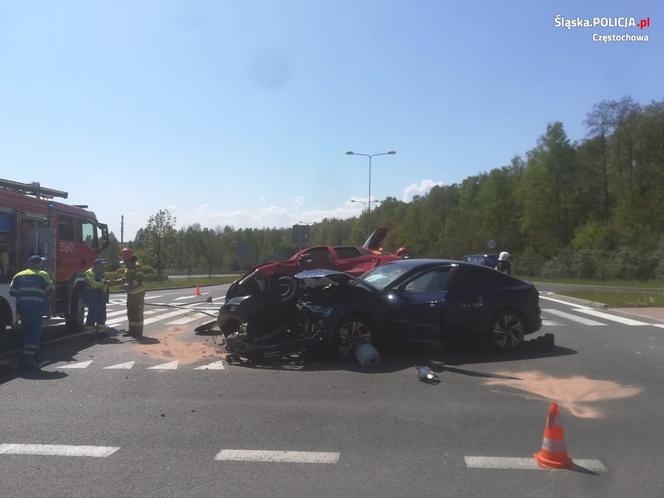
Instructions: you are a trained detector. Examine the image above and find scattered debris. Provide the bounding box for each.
[416,366,440,384]
[354,343,381,367]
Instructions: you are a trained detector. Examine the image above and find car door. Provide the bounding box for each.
[386,267,452,341]
[444,266,491,336]
[297,247,335,271]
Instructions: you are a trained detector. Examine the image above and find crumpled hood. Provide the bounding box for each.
[294,269,376,292]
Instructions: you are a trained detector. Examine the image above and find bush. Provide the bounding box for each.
[513,248,542,277]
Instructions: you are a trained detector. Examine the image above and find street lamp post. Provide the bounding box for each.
[345,150,396,218]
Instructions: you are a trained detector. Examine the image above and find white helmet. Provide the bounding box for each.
[498,251,510,261]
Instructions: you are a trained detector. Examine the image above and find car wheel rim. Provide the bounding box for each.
[492,314,523,349]
[278,277,296,302]
[338,320,372,355]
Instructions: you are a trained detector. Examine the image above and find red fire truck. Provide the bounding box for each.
[0,178,109,331]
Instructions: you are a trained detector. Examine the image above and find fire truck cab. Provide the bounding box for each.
[0,178,109,331]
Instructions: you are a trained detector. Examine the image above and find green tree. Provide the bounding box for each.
[144,209,177,281]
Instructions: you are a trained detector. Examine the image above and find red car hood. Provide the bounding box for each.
[362,228,389,251]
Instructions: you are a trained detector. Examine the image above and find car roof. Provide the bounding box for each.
[378,258,460,270]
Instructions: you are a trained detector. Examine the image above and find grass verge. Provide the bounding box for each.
[560,290,664,307]
[519,276,664,289]
[110,275,239,292]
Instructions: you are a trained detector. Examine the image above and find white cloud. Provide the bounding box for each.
[402,179,442,201]
[197,203,208,212]
[291,196,304,207]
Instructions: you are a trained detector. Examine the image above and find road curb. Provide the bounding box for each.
[546,292,608,309]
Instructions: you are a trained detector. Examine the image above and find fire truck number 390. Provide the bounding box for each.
[59,240,75,253]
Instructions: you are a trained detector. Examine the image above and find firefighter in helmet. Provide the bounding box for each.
[495,251,512,275]
[119,248,145,338]
[9,255,54,369]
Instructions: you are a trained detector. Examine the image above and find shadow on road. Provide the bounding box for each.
[0,323,149,386]
[227,333,578,375]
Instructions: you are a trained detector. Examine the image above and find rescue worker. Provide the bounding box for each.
[84,258,109,338]
[119,248,145,338]
[495,251,512,275]
[9,255,54,369]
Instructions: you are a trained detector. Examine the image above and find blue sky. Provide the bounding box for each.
[1,0,662,239]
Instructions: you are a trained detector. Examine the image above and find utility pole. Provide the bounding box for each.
[121,215,124,245]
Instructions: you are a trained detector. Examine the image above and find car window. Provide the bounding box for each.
[449,266,485,291]
[333,246,362,259]
[307,247,331,262]
[78,220,97,248]
[404,269,450,293]
[58,215,74,241]
[360,263,411,290]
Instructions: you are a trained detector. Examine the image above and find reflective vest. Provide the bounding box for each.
[85,268,106,290]
[9,268,54,306]
[124,262,145,295]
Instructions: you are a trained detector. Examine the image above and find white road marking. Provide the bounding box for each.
[143,309,192,325]
[212,296,225,302]
[0,444,119,458]
[167,314,204,325]
[56,360,93,369]
[464,456,607,472]
[539,296,590,309]
[147,361,179,370]
[144,295,163,300]
[573,308,649,326]
[102,361,135,370]
[174,295,200,301]
[106,309,128,318]
[214,450,340,464]
[195,361,226,370]
[106,309,159,326]
[542,319,561,327]
[653,324,664,329]
[542,308,606,326]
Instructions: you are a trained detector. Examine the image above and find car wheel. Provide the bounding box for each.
[488,310,525,351]
[218,316,243,337]
[334,316,375,357]
[65,289,86,332]
[275,275,297,303]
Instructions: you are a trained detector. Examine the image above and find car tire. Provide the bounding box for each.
[332,315,377,357]
[487,310,525,351]
[65,288,86,332]
[219,317,242,338]
[275,274,297,303]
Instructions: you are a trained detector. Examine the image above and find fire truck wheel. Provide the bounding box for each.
[65,289,86,332]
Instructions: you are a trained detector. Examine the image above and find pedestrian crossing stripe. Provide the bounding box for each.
[102,361,135,370]
[48,360,228,371]
[56,360,93,369]
[195,361,226,370]
[147,361,179,370]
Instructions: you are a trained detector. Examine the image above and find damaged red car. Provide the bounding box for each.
[224,228,407,304]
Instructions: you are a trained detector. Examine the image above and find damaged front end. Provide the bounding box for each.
[222,269,373,362]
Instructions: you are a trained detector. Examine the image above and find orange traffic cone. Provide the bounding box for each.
[194,285,202,296]
[534,401,573,469]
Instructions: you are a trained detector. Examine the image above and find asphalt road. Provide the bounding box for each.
[1,285,663,497]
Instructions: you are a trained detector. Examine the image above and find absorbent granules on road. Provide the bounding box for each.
[484,370,641,418]
[133,326,226,365]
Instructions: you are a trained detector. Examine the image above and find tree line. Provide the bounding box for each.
[102,97,664,281]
